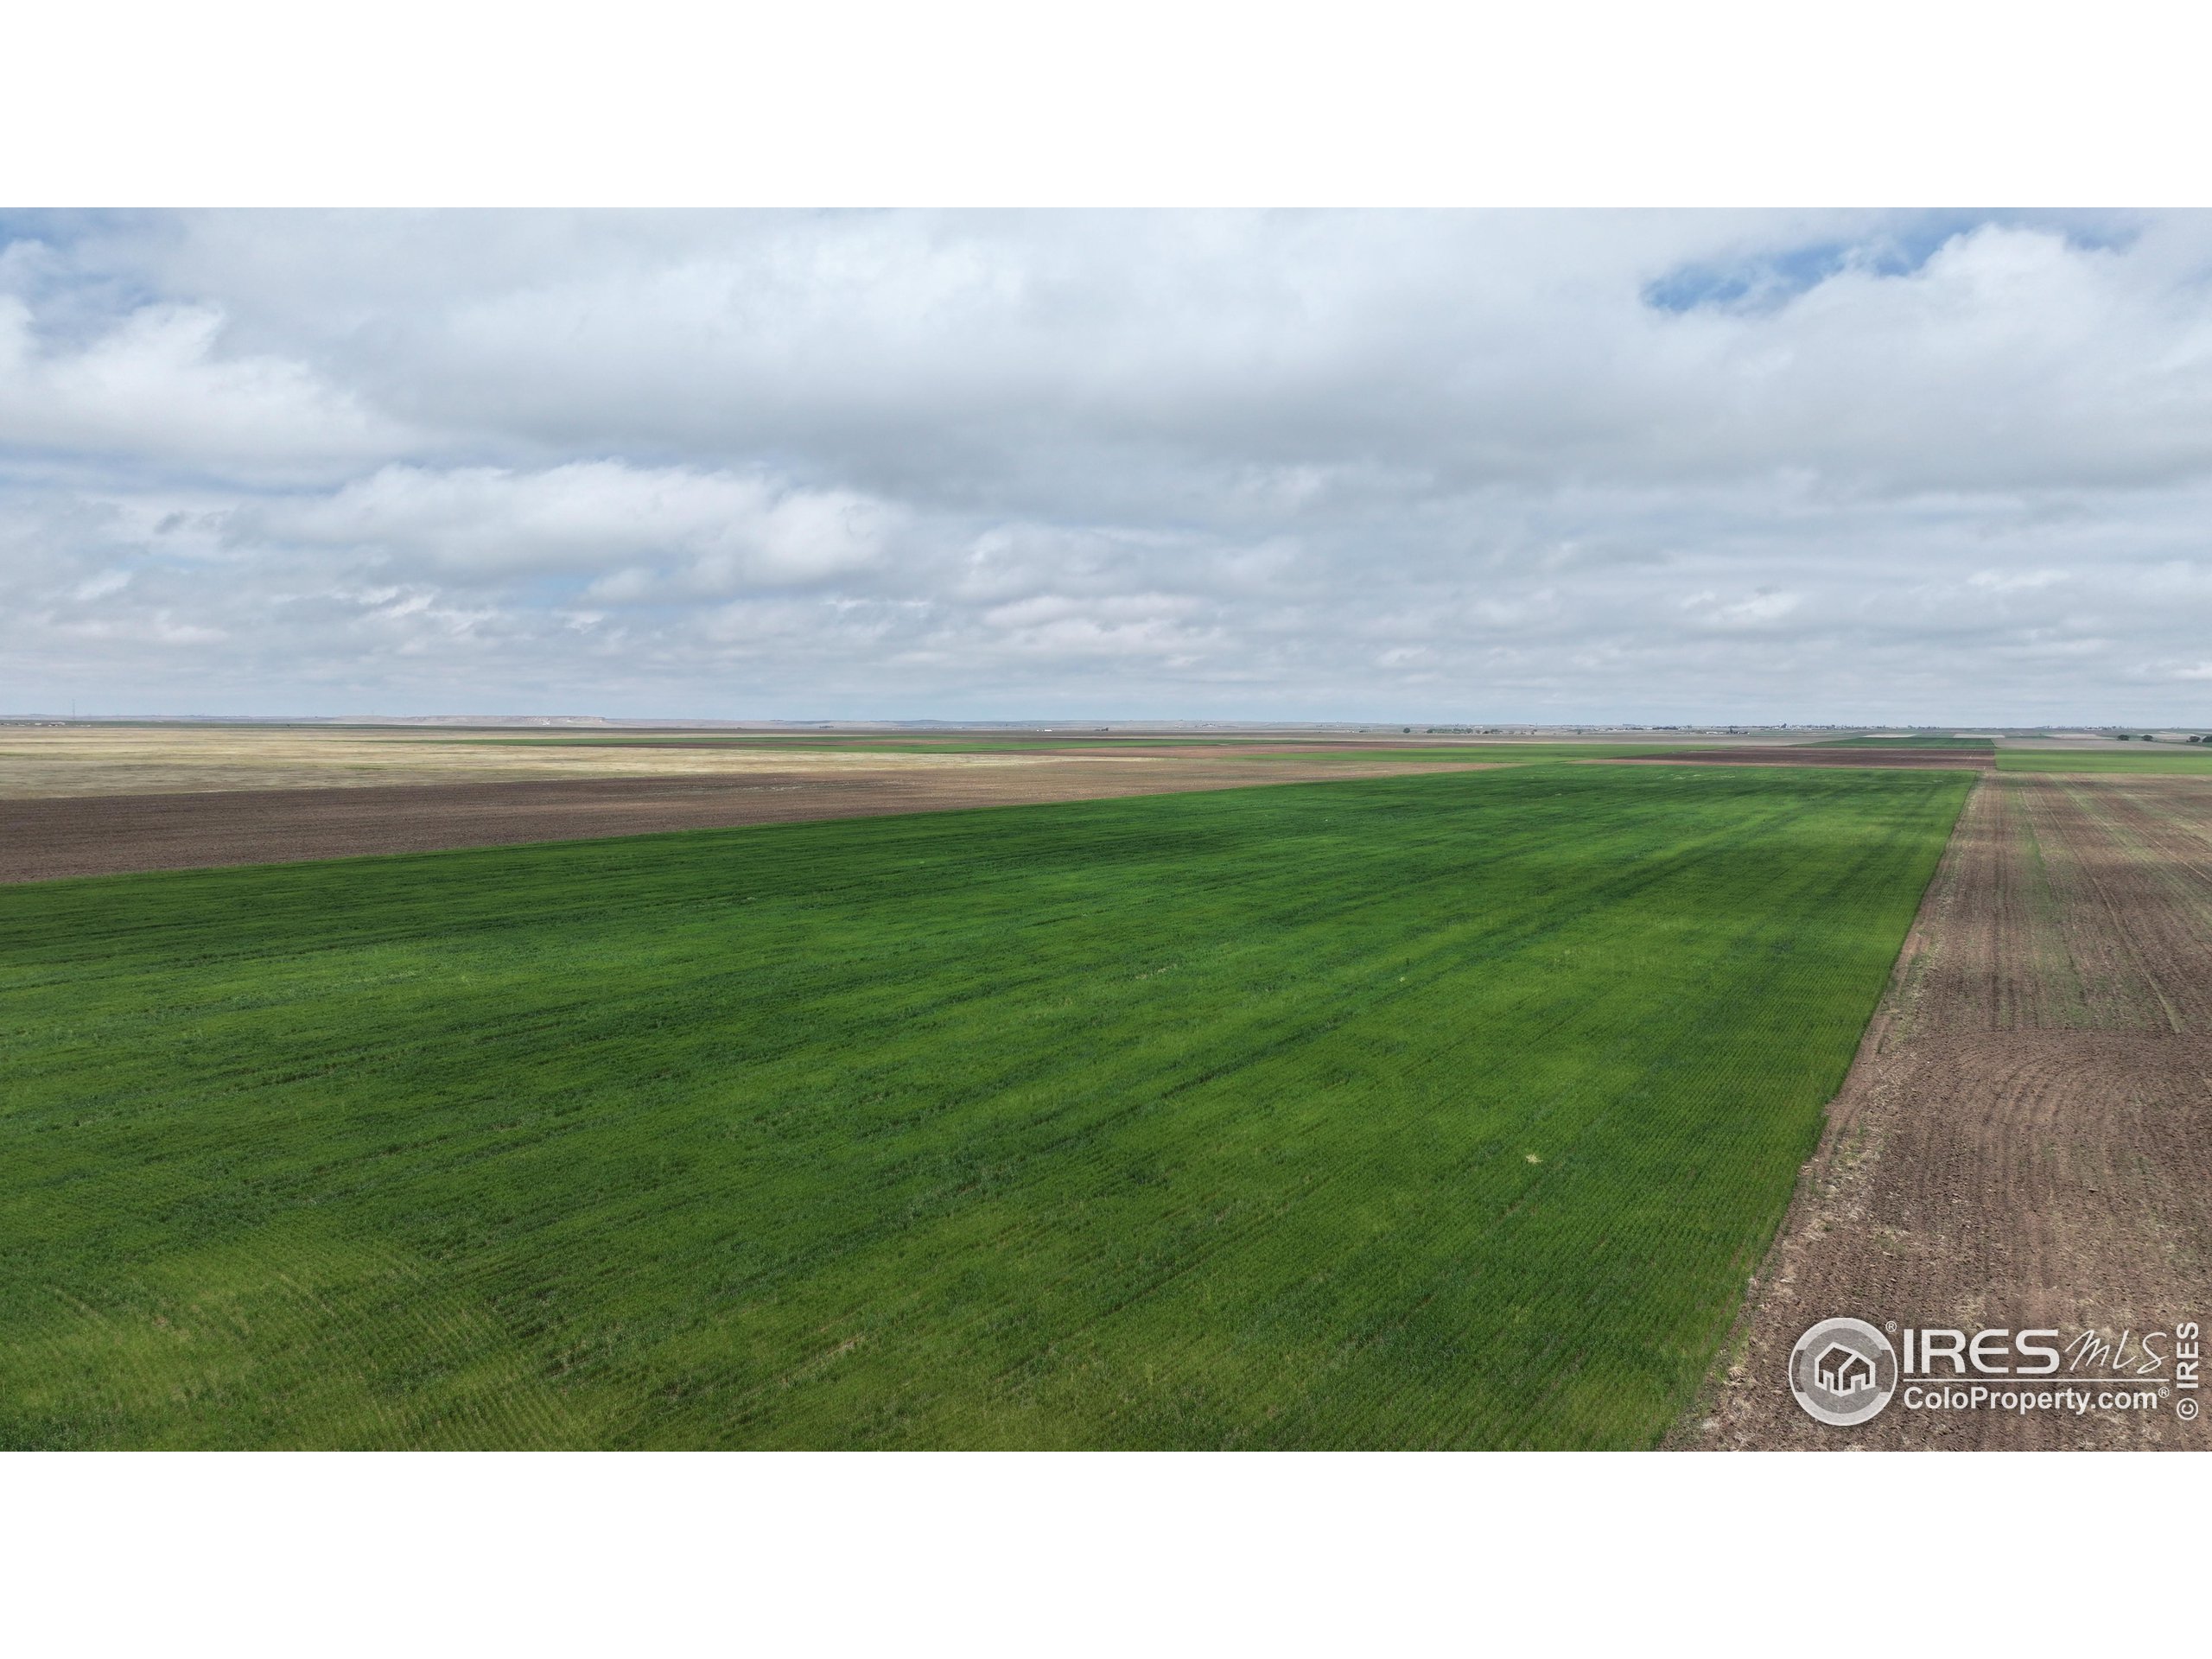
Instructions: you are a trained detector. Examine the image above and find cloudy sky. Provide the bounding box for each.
[4,208,2211,723]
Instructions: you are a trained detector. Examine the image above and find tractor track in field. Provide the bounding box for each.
[0,758,1490,884]
[1685,772,2212,1450]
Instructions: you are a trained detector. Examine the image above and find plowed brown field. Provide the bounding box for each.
[1690,772,2212,1449]
[0,754,1489,883]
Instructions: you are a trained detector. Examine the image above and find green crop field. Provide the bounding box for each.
[1165,743,1673,767]
[1327,743,1672,763]
[1993,747,2212,774]
[1190,743,1675,766]
[1,766,1966,1450]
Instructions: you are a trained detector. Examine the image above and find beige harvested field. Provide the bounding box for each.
[0,726,1492,882]
[1691,772,2212,1449]
[0,723,1175,798]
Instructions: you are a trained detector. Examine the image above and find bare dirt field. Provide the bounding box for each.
[0,753,1490,884]
[1689,772,2212,1449]
[1621,747,1993,770]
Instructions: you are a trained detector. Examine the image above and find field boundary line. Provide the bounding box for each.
[1662,772,1980,1449]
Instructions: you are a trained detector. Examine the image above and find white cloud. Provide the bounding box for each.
[240,461,902,590]
[6,210,2212,721]
[72,569,131,601]
[1680,589,1802,627]
[1968,569,2069,593]
[0,294,407,474]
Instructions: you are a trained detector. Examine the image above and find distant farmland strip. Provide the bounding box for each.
[1806,735,1996,750]
[451,737,1672,762]
[0,766,1967,1449]
[1993,748,2212,775]
[1614,747,1990,770]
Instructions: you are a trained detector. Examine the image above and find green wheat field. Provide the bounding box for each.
[1,764,1967,1448]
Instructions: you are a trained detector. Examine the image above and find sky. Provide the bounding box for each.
[4,208,2212,725]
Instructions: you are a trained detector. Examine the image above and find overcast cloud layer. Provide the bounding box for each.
[4,208,2211,723]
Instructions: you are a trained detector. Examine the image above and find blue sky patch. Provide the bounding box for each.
[1641,213,2139,315]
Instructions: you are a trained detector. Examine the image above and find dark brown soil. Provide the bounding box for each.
[1688,773,2212,1449]
[0,757,1484,884]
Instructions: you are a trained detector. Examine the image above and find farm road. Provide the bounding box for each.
[1690,772,2212,1449]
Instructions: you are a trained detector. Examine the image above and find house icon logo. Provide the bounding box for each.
[1815,1343,1876,1396]
[1789,1318,1898,1427]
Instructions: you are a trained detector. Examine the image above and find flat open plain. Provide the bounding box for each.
[0,725,1999,883]
[14,721,2198,1450]
[1693,771,2212,1448]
